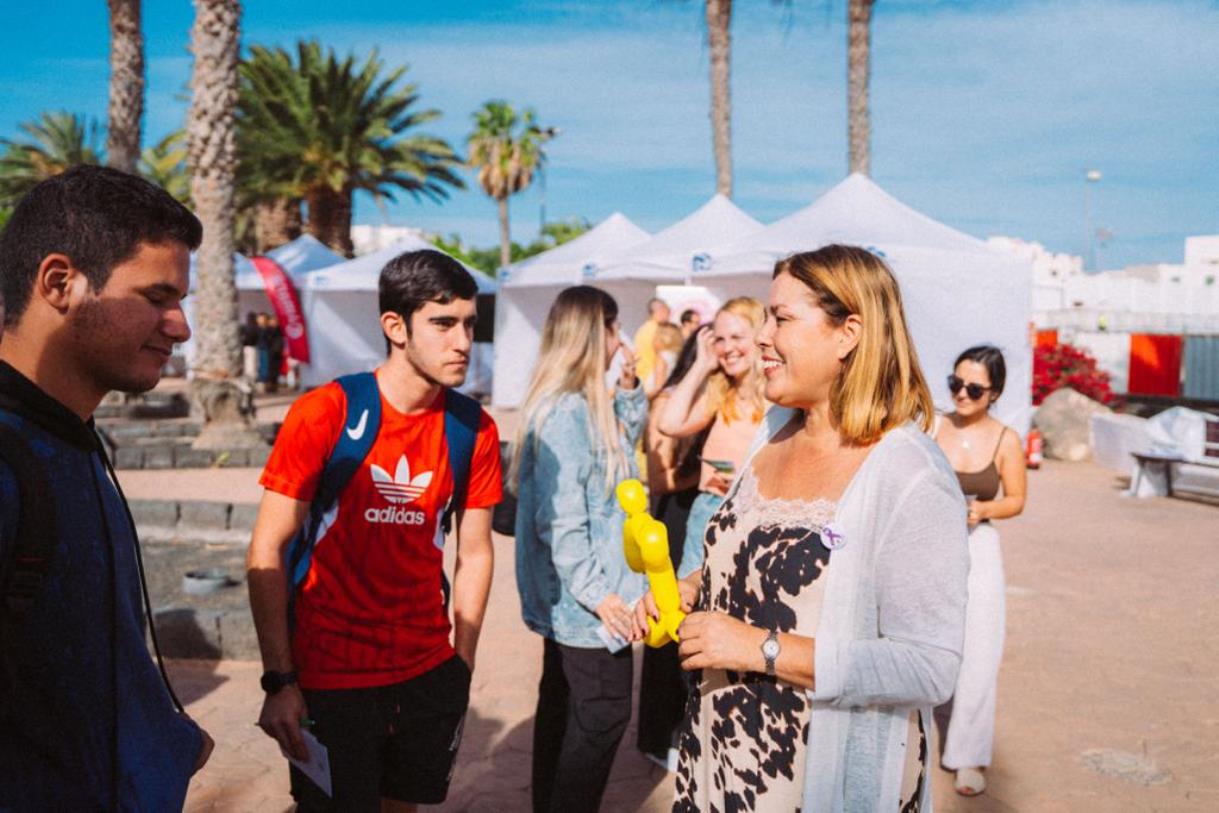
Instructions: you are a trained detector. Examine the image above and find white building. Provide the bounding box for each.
[1184,235,1219,268]
[350,224,430,256]
[1002,234,1219,335]
[986,236,1083,285]
[987,236,1083,313]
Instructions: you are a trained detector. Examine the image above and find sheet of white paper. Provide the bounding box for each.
[282,728,332,797]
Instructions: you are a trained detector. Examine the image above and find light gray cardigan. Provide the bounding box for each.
[737,409,969,812]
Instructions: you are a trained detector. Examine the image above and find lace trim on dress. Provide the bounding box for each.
[732,466,837,532]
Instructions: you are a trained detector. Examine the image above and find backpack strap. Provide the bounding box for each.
[439,390,481,610]
[443,389,482,531]
[0,424,56,627]
[286,372,381,591]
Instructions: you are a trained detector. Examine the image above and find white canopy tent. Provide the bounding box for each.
[180,235,344,370]
[594,194,763,284]
[492,213,651,406]
[589,195,765,340]
[262,234,345,280]
[490,203,775,407]
[190,235,345,311]
[300,235,496,390]
[702,174,1034,432]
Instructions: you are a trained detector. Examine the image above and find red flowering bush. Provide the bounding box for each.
[1032,342,1115,406]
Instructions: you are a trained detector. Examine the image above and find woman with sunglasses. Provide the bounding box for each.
[933,345,1027,797]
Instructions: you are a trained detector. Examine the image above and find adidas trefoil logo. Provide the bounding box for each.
[370,455,433,504]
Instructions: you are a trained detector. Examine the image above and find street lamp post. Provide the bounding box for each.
[1084,169,1102,271]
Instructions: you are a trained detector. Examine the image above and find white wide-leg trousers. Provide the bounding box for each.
[942,522,1005,770]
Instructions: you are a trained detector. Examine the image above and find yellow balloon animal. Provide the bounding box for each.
[616,479,685,648]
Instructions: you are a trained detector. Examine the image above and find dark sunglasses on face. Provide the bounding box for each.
[947,374,991,401]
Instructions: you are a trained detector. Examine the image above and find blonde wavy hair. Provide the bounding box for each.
[773,245,934,444]
[704,296,766,425]
[509,285,629,494]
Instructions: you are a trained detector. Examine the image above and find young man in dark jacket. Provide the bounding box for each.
[0,165,213,809]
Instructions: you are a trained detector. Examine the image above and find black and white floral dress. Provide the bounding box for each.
[674,466,926,812]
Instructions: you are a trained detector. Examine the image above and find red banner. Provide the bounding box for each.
[250,256,310,364]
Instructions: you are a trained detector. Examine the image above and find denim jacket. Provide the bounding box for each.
[514,385,648,648]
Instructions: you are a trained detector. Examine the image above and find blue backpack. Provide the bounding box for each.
[284,373,482,615]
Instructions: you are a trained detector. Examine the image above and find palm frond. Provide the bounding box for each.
[465,100,555,202]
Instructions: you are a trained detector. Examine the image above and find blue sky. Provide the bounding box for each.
[1,0,1216,267]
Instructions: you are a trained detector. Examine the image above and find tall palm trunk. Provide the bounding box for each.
[847,0,874,176]
[188,0,260,447]
[254,197,302,252]
[306,186,354,257]
[105,0,144,173]
[706,0,733,197]
[497,196,511,269]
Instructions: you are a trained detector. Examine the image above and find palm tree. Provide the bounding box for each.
[236,41,464,256]
[187,0,258,448]
[0,112,102,205]
[706,0,733,197]
[250,198,302,252]
[467,101,556,269]
[106,0,144,173]
[847,0,875,175]
[235,45,307,252]
[139,130,190,204]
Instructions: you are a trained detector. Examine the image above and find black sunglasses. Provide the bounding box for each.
[947,374,991,401]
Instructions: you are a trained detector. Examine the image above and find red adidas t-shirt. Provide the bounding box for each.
[261,381,502,690]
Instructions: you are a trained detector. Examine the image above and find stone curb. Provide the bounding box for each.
[95,394,191,421]
[131,499,257,543]
[98,421,278,470]
[153,606,259,661]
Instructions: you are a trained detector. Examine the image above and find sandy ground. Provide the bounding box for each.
[169,457,1218,812]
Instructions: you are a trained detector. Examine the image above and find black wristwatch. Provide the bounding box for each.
[260,669,298,695]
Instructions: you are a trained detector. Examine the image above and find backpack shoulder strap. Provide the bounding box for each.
[438,390,481,609]
[0,424,56,622]
[287,372,381,590]
[316,372,382,510]
[443,389,482,522]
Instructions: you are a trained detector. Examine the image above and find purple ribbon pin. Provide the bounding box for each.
[822,522,846,551]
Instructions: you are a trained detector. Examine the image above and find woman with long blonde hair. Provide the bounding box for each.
[656,296,766,579]
[639,245,969,810]
[510,285,648,813]
[645,321,684,400]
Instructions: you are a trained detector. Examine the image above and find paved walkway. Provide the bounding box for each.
[177,460,1217,811]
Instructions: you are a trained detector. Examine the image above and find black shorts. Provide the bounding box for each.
[291,654,472,811]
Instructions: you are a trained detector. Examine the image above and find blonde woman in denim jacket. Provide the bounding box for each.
[510,285,648,813]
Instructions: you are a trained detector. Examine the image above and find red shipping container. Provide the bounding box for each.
[1127,334,1182,396]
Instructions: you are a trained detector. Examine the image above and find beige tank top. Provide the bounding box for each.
[698,401,760,491]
